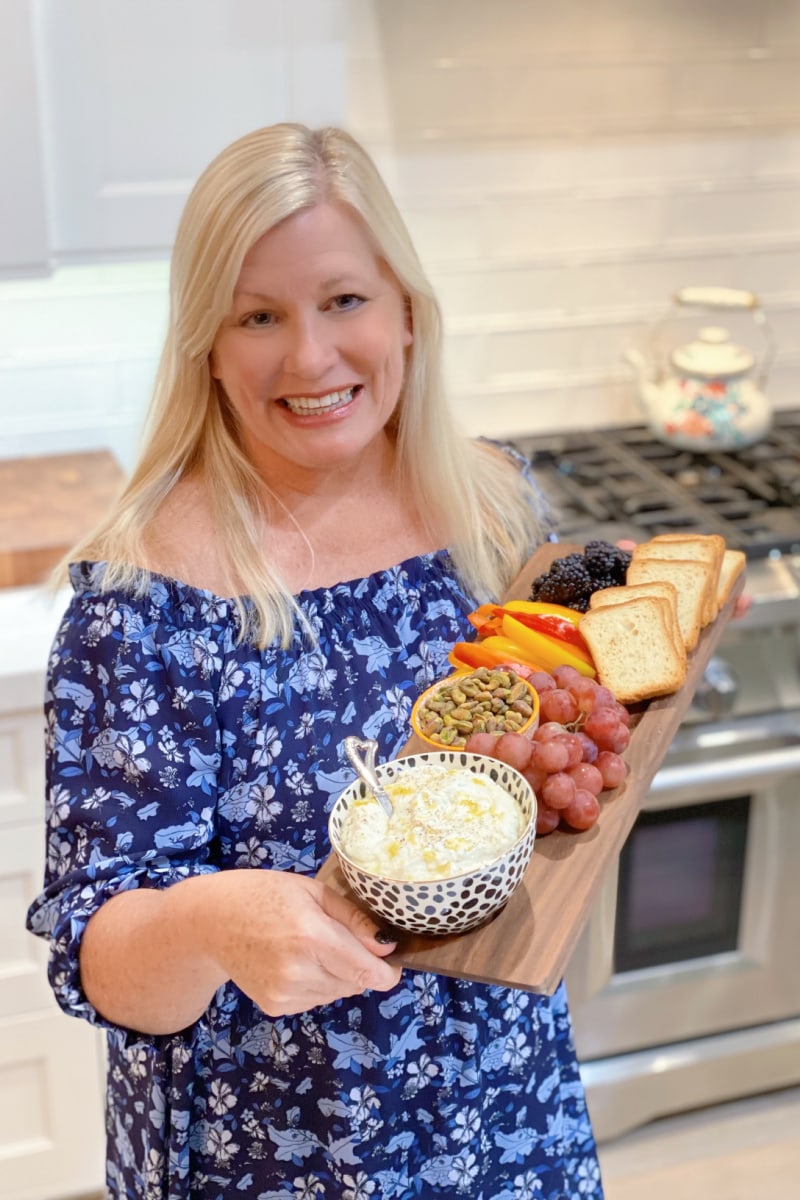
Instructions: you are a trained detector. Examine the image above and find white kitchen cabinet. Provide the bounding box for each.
[0,587,106,1200]
[1,0,347,273]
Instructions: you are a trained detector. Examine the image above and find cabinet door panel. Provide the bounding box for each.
[0,711,44,828]
[0,823,54,1017]
[0,1010,105,1200]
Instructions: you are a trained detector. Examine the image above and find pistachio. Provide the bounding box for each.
[414,667,535,747]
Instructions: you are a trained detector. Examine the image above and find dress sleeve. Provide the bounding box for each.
[25,571,226,1030]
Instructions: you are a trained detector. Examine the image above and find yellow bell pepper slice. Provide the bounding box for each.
[503,599,584,625]
[501,613,596,677]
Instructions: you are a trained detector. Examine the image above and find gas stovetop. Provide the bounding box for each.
[510,409,800,559]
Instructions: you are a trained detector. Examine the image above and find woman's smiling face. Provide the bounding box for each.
[210,202,413,482]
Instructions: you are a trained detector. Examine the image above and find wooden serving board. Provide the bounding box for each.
[317,542,745,995]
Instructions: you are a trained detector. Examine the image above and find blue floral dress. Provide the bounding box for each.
[27,551,603,1200]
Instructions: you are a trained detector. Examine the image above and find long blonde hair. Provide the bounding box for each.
[65,124,548,645]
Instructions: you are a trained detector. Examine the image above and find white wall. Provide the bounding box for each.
[350,0,800,439]
[2,0,800,467]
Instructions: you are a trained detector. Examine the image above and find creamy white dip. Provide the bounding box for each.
[339,763,523,881]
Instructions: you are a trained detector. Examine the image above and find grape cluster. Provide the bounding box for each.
[464,665,630,835]
[528,540,632,612]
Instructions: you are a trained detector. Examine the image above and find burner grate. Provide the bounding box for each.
[510,411,800,557]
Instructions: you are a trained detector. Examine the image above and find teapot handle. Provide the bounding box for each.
[674,286,759,310]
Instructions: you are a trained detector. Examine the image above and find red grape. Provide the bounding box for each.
[551,664,583,690]
[557,732,584,769]
[535,802,561,836]
[562,789,601,831]
[530,739,570,774]
[570,675,600,710]
[541,771,577,810]
[534,721,567,742]
[493,732,533,772]
[465,731,500,757]
[614,703,632,728]
[576,732,599,763]
[596,751,628,789]
[529,671,557,694]
[567,762,604,796]
[540,688,580,725]
[582,709,622,749]
[522,764,548,793]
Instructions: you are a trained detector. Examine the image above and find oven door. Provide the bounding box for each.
[566,710,800,1059]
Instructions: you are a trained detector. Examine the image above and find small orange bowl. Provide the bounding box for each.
[410,667,540,750]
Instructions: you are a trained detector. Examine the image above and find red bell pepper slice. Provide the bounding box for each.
[504,611,590,654]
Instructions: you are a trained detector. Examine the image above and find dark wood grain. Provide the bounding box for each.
[317,542,745,995]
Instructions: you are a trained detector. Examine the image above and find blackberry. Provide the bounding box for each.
[528,540,632,611]
[584,540,632,588]
[529,552,595,611]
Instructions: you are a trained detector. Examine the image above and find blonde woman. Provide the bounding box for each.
[27,124,603,1199]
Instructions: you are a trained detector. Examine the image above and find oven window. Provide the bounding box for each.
[613,795,750,973]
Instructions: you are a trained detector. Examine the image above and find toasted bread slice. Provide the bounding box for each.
[716,548,746,609]
[643,534,725,623]
[579,596,687,704]
[589,581,686,670]
[626,556,707,651]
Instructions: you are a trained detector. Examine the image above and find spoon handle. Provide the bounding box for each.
[343,736,393,819]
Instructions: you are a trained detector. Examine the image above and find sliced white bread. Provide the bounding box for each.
[626,556,707,651]
[579,596,687,704]
[643,534,725,624]
[589,581,686,670]
[716,548,746,609]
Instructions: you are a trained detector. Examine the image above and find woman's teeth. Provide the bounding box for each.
[281,387,356,415]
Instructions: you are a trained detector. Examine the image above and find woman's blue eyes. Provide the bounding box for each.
[331,293,363,311]
[242,295,364,327]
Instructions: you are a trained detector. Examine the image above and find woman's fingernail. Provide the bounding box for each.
[375,929,396,944]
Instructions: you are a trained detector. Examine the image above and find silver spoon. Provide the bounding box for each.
[344,736,394,818]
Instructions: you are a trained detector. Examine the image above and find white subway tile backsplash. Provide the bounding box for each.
[496,63,673,131]
[486,192,664,259]
[571,252,744,312]
[671,58,800,121]
[391,142,577,197]
[401,204,484,262]
[432,263,572,319]
[663,183,800,244]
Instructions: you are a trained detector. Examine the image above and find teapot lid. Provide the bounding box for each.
[671,326,754,379]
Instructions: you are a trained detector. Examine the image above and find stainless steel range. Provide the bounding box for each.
[510,412,800,1142]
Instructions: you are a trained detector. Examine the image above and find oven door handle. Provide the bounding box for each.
[648,741,800,807]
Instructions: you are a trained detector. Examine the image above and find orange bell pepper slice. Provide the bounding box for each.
[448,637,545,674]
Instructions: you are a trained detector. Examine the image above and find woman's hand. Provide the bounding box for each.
[81,868,401,1034]
[193,869,401,1017]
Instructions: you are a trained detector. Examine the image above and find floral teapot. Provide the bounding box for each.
[624,286,776,452]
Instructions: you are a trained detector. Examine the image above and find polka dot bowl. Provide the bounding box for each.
[328,751,537,936]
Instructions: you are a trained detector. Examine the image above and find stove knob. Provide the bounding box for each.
[693,656,739,718]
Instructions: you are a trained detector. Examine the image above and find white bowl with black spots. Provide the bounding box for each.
[328,751,537,936]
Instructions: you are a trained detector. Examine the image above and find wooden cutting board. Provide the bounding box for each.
[317,542,745,995]
[0,451,124,588]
